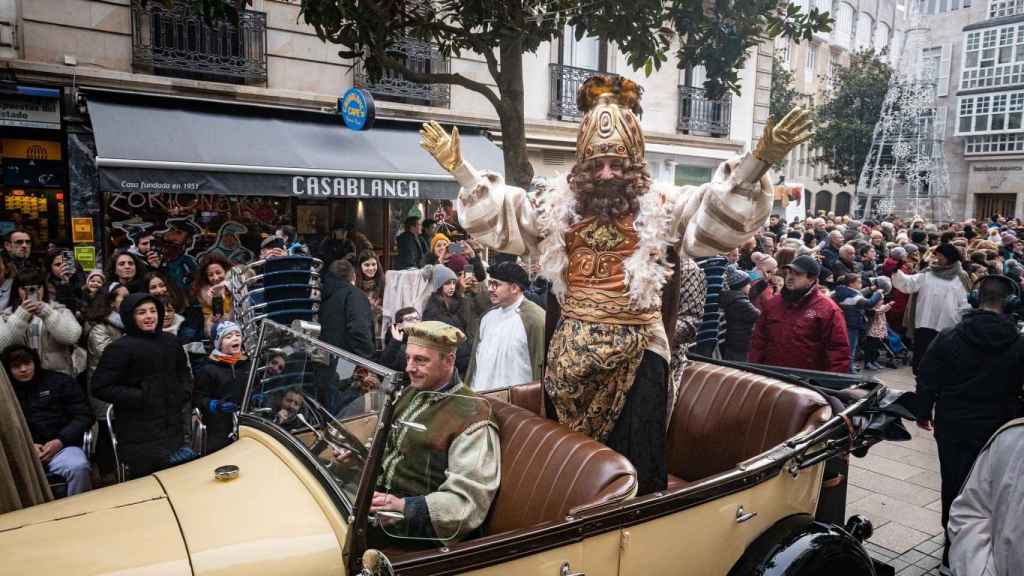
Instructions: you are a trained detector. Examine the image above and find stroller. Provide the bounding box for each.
[878,327,911,368]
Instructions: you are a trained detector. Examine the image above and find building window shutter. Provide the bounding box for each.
[938,43,952,96]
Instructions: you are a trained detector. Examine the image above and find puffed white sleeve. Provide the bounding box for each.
[669,153,775,258]
[422,420,501,540]
[453,162,543,257]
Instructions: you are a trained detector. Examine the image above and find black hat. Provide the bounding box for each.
[261,235,285,250]
[784,254,821,278]
[935,243,961,264]
[488,261,530,290]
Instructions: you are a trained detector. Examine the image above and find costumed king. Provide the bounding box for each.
[420,75,811,494]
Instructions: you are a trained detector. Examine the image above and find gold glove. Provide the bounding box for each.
[419,121,462,173]
[753,107,813,165]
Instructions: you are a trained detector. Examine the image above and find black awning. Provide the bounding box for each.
[86,91,504,201]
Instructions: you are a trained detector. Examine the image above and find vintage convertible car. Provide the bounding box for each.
[0,320,911,576]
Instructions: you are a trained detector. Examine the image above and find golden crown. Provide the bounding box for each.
[575,75,645,165]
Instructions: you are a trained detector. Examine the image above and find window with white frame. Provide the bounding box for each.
[989,0,1024,18]
[961,24,1024,91]
[835,2,855,49]
[855,14,874,51]
[776,35,792,68]
[957,90,1024,134]
[964,133,1024,154]
[921,46,942,79]
[805,43,818,82]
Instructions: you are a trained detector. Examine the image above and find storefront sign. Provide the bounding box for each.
[0,95,61,130]
[99,168,459,200]
[339,87,375,131]
[0,139,62,160]
[72,217,95,244]
[74,246,97,271]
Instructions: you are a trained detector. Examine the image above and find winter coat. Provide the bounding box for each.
[0,302,82,377]
[396,230,425,270]
[85,317,125,419]
[820,244,841,270]
[830,257,861,281]
[948,419,1024,576]
[833,285,883,332]
[422,292,472,375]
[320,273,375,359]
[719,289,760,362]
[916,310,1024,446]
[893,268,970,333]
[749,287,851,373]
[91,293,192,477]
[194,357,250,453]
[11,348,93,448]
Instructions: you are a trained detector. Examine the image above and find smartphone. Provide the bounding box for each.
[61,249,75,276]
[448,242,465,255]
[212,295,224,316]
[25,286,37,303]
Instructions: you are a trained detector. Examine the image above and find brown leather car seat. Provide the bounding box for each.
[482,398,636,535]
[666,361,832,488]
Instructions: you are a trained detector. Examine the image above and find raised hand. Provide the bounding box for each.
[419,121,462,173]
[754,107,814,165]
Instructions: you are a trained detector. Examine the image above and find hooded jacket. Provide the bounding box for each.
[91,293,192,477]
[6,345,93,448]
[833,285,883,332]
[748,285,851,374]
[917,310,1024,445]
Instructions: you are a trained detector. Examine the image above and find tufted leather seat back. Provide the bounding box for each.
[667,361,832,483]
[483,398,636,536]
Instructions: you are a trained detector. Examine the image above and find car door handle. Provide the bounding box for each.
[560,561,585,576]
[736,505,758,524]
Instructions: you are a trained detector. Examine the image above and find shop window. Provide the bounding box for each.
[0,138,67,246]
[674,165,714,187]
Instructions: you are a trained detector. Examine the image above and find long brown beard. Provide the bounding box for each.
[570,158,650,220]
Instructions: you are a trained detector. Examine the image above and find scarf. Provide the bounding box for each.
[209,350,244,365]
[928,261,973,292]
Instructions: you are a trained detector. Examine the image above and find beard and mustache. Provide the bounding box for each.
[569,158,650,220]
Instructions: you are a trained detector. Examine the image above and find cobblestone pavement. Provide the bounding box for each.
[851,366,945,576]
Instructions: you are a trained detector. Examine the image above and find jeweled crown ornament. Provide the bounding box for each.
[575,75,645,165]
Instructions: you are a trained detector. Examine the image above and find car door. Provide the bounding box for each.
[452,529,621,576]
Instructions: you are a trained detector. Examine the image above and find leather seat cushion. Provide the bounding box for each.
[483,399,636,535]
[667,361,831,482]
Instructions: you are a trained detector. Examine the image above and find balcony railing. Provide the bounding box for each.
[131,0,267,84]
[677,86,731,137]
[549,63,614,120]
[354,38,450,108]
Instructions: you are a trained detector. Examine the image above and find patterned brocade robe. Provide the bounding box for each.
[453,156,773,441]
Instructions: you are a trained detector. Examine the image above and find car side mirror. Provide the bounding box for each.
[360,549,394,576]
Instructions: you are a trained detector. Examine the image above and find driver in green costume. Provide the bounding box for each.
[369,321,500,543]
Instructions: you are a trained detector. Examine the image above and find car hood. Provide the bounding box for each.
[0,476,192,575]
[0,427,348,576]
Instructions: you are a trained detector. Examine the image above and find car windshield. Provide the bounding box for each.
[241,320,399,516]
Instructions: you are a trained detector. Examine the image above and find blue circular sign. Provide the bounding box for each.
[340,87,375,131]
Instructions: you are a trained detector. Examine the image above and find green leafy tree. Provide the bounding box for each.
[811,49,894,187]
[187,0,831,186]
[769,50,799,172]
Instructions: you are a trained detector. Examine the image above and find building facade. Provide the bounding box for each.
[0,0,760,269]
[937,0,1024,219]
[772,0,907,217]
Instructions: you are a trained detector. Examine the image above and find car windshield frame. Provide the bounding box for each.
[239,319,405,524]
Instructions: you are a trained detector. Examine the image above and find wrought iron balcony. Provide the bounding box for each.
[354,38,450,108]
[677,86,731,137]
[131,0,267,85]
[549,63,614,120]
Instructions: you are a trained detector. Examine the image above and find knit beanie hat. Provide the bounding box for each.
[86,268,105,283]
[726,266,751,290]
[935,243,961,264]
[213,320,241,351]
[1002,231,1018,246]
[904,244,920,255]
[752,252,778,273]
[889,246,907,261]
[430,233,450,254]
[873,276,892,295]
[430,265,457,293]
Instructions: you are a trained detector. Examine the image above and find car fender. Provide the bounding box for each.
[728,513,876,576]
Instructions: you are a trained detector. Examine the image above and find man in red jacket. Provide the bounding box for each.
[748,255,851,373]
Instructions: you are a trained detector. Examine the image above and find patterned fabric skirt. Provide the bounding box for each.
[543,318,648,442]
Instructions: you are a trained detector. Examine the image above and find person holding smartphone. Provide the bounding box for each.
[0,269,83,377]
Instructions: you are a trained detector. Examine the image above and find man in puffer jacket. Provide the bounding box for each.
[833,273,883,373]
[719,267,760,362]
[194,321,249,454]
[92,293,195,478]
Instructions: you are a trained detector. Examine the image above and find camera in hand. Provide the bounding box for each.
[212,295,224,316]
